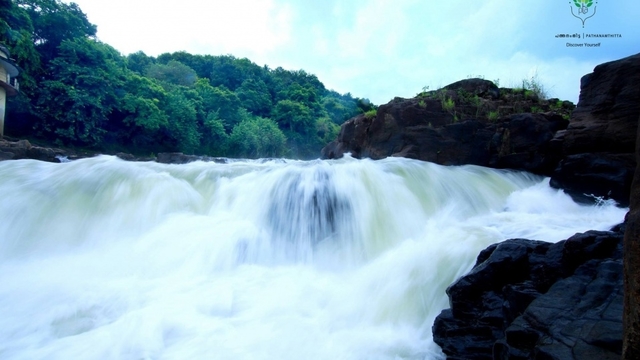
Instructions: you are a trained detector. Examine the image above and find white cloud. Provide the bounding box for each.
[75,0,292,56]
[68,0,638,105]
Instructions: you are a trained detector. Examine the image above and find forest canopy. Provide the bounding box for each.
[0,0,376,158]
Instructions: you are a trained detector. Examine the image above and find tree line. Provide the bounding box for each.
[0,0,375,158]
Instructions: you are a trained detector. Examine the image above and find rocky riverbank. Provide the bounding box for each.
[320,53,640,359]
[433,227,625,359]
[430,54,639,359]
[0,137,140,162]
[0,139,262,164]
[0,138,207,164]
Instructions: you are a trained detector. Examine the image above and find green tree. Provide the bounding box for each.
[271,99,320,158]
[229,116,287,158]
[206,55,265,91]
[145,60,197,87]
[315,116,340,145]
[0,0,41,134]
[321,92,360,124]
[200,112,229,156]
[1,0,375,158]
[16,0,96,62]
[34,38,124,146]
[0,0,39,86]
[277,83,318,105]
[269,67,326,99]
[355,97,376,114]
[108,73,169,150]
[126,51,154,74]
[157,51,210,78]
[271,99,314,134]
[235,78,272,117]
[162,90,200,153]
[195,79,243,131]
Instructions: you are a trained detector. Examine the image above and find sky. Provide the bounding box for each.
[67,0,639,105]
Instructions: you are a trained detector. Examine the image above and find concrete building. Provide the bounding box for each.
[0,44,20,137]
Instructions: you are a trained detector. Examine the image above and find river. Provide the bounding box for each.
[0,155,626,359]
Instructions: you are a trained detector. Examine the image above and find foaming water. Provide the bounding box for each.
[0,155,626,359]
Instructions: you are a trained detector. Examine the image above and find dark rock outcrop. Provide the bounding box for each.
[0,140,229,165]
[0,138,155,163]
[489,113,569,174]
[550,53,640,205]
[321,81,572,176]
[155,152,228,164]
[550,153,635,207]
[0,139,69,162]
[442,78,501,100]
[323,53,640,206]
[433,228,624,359]
[623,113,640,359]
[560,54,640,156]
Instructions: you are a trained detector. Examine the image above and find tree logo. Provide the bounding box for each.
[570,0,598,27]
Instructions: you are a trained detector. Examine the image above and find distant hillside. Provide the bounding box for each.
[0,0,375,159]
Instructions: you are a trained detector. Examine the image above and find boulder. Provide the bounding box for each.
[0,139,67,162]
[442,78,500,99]
[550,153,635,206]
[495,259,623,360]
[0,138,155,163]
[155,152,228,164]
[432,229,624,359]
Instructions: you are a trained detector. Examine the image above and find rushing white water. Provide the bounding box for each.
[0,155,627,360]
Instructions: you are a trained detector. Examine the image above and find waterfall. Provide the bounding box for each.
[0,155,626,359]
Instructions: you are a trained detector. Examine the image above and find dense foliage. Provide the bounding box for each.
[0,0,375,158]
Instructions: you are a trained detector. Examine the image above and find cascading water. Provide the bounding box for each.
[0,155,627,359]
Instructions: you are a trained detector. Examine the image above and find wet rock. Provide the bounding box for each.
[550,153,635,206]
[155,152,228,164]
[623,114,640,359]
[432,229,624,360]
[495,259,623,360]
[550,53,640,206]
[0,139,67,162]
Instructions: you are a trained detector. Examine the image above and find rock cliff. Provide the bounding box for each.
[323,53,640,207]
[623,112,640,359]
[429,53,640,359]
[322,79,572,175]
[550,53,640,207]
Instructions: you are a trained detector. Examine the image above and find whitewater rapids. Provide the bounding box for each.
[0,155,627,359]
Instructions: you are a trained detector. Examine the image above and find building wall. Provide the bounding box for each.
[0,86,5,137]
[0,65,6,136]
[0,48,17,137]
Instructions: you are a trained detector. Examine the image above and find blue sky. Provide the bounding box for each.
[68,0,639,105]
